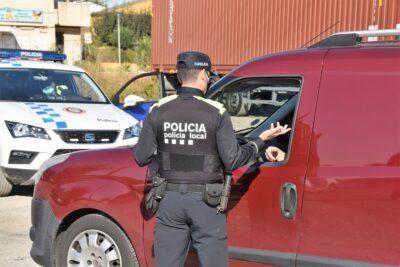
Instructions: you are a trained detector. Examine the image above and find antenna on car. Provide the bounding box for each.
[301,21,340,48]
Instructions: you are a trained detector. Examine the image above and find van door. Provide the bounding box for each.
[217,75,314,266]
[213,49,328,266]
[298,47,400,266]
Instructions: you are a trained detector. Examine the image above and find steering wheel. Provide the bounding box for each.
[236,134,266,163]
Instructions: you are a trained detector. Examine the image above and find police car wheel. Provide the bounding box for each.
[0,170,12,197]
[55,214,139,267]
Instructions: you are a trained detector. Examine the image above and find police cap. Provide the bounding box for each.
[176,51,211,71]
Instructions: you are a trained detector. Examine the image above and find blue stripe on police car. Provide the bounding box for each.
[25,102,68,129]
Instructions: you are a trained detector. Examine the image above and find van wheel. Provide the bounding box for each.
[55,214,139,267]
[0,170,13,197]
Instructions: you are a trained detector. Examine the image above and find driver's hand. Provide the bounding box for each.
[258,122,291,141]
[266,146,286,162]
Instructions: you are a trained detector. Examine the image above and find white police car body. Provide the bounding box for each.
[0,50,141,195]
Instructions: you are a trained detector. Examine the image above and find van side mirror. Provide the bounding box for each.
[123,95,145,108]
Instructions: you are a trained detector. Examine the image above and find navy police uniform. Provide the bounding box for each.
[134,52,264,267]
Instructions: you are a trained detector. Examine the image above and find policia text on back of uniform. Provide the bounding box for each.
[134,51,291,267]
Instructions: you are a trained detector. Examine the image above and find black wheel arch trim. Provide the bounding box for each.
[30,198,61,267]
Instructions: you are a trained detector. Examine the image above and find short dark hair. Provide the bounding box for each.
[177,68,202,84]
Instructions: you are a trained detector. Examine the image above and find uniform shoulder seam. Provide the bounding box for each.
[193,96,226,115]
[149,95,178,113]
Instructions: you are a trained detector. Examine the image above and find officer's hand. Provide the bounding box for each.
[259,122,291,141]
[266,146,286,162]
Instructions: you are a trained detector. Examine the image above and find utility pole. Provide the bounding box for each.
[117,13,121,64]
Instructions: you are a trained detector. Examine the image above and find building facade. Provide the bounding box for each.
[0,0,92,65]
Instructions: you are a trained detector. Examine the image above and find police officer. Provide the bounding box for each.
[134,51,290,267]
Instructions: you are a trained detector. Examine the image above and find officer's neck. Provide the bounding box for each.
[181,82,206,94]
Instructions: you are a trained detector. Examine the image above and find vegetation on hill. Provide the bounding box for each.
[86,10,151,68]
[111,0,151,14]
[77,0,156,101]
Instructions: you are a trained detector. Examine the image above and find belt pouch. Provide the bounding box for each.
[145,175,167,213]
[203,183,223,206]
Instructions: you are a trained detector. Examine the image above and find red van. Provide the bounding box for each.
[30,29,400,267]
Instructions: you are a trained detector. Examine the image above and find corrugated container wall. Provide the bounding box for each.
[151,0,400,73]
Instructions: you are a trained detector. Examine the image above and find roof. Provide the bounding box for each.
[0,60,85,72]
[310,29,400,49]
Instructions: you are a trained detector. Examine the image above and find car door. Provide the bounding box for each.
[213,74,314,266]
[297,47,400,266]
[112,71,178,123]
[208,49,327,266]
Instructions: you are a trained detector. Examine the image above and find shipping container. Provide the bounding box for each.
[151,0,400,73]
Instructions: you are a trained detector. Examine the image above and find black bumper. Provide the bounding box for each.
[2,167,37,184]
[30,198,60,267]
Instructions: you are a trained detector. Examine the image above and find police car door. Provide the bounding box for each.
[112,71,178,123]
[208,69,321,266]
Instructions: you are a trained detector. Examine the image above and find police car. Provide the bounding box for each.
[0,49,141,196]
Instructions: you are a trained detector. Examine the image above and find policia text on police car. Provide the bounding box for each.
[134,51,291,267]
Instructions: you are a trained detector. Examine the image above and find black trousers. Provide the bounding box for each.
[154,187,228,267]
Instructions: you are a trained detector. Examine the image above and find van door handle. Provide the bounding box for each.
[280,182,297,219]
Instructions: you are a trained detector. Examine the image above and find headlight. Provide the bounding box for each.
[123,122,141,139]
[6,121,50,140]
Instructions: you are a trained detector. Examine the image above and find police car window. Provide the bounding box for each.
[72,73,107,103]
[0,69,107,103]
[214,77,301,133]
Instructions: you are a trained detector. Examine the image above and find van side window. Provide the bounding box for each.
[214,77,302,162]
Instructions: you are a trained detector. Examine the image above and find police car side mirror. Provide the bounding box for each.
[123,95,145,108]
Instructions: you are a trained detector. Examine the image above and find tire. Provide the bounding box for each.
[224,92,250,116]
[0,170,12,197]
[55,214,139,267]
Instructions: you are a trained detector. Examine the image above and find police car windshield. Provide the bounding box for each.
[0,69,108,104]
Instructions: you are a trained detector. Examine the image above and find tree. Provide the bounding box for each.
[94,12,151,46]
[109,27,135,49]
[95,12,117,44]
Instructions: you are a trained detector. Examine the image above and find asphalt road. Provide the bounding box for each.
[0,186,39,267]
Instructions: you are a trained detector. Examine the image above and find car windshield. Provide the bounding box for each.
[0,69,108,103]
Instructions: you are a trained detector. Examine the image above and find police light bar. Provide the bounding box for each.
[0,49,66,62]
